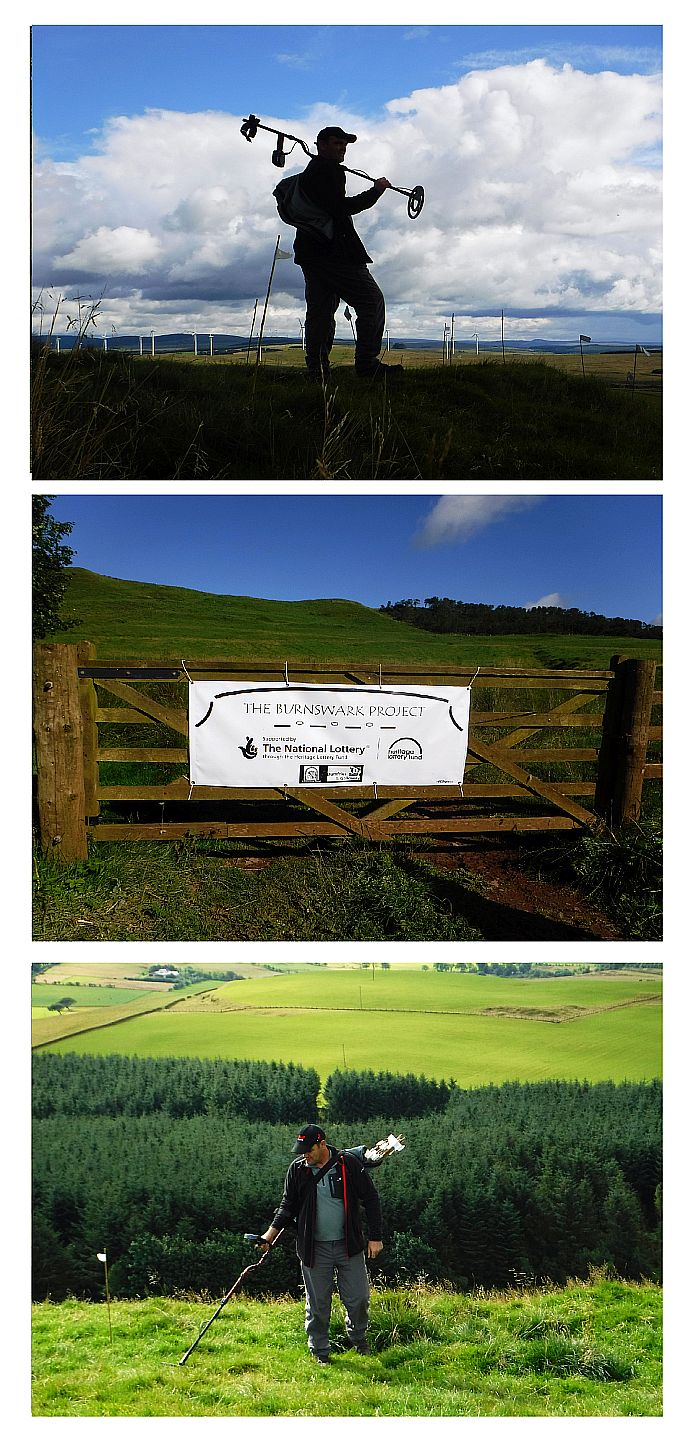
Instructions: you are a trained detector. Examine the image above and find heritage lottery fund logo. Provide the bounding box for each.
[189,683,471,787]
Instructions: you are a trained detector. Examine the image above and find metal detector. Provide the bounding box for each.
[176,1229,284,1366]
[241,114,425,219]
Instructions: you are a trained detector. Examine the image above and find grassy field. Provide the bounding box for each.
[32,347,661,480]
[51,568,663,670]
[31,1276,661,1416]
[32,982,154,1009]
[36,970,662,1087]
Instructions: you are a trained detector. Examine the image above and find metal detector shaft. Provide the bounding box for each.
[178,1229,284,1366]
[240,114,424,217]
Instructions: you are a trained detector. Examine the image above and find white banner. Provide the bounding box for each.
[189,682,471,787]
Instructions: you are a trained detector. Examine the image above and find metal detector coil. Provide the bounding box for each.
[407,185,425,219]
[240,113,425,219]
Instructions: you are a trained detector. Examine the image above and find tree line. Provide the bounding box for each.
[32,1057,661,1302]
[380,597,662,639]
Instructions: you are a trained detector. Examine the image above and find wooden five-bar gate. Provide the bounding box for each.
[33,644,662,863]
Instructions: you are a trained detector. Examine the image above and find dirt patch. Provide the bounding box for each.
[478,1006,587,1023]
[424,842,622,942]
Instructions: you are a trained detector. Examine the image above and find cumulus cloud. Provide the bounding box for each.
[525,591,566,609]
[32,59,662,336]
[415,495,540,547]
[53,225,162,275]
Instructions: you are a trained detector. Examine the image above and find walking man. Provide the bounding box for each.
[259,1124,383,1364]
[293,126,400,381]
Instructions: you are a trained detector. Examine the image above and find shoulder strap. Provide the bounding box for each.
[310,1148,340,1189]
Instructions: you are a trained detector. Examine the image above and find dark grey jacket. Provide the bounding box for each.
[271,1146,383,1266]
[293,156,382,266]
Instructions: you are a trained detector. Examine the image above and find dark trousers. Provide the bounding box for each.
[300,258,385,374]
[299,1241,370,1356]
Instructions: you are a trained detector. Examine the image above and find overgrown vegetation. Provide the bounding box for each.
[31,349,662,480]
[530,821,662,941]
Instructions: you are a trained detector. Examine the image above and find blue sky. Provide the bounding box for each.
[51,493,662,623]
[32,23,662,342]
[33,25,662,158]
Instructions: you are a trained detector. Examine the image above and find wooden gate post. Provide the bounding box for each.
[595,655,657,827]
[77,641,99,819]
[33,643,88,861]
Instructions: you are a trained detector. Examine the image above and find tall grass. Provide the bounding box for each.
[32,349,662,480]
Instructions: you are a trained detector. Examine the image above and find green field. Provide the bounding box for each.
[40,970,662,1087]
[31,1277,662,1417]
[32,982,152,1009]
[51,568,662,670]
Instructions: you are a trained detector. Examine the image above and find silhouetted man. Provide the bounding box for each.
[293,127,401,381]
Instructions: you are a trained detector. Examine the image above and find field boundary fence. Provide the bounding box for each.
[33,644,662,862]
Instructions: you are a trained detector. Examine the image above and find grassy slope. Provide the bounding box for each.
[38,972,662,1086]
[54,568,662,670]
[31,1278,662,1417]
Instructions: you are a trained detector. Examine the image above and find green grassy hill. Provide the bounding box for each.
[52,568,662,670]
[31,1278,661,1416]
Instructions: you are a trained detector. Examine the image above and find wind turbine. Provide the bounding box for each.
[472,331,479,356]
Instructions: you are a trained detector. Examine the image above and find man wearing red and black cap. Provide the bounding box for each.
[294,127,399,381]
[259,1124,383,1365]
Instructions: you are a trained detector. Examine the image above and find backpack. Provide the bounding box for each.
[273,173,334,243]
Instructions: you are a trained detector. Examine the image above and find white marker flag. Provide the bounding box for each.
[189,682,471,787]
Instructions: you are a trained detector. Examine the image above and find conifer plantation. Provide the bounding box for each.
[32,1055,661,1303]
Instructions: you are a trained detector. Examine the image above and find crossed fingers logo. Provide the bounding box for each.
[239,737,258,759]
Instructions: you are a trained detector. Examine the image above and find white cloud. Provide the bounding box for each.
[415,495,539,547]
[525,592,566,609]
[54,226,162,274]
[32,60,662,336]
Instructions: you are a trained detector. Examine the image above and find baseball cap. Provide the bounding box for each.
[316,126,357,146]
[292,1124,326,1156]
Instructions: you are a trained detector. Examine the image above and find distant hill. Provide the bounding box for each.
[49,569,663,670]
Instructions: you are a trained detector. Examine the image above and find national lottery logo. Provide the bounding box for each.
[387,737,423,762]
[238,736,258,759]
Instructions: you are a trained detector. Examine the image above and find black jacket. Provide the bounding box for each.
[293,156,382,267]
[271,1146,383,1266]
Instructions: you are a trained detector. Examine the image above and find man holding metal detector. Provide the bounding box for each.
[242,113,424,381]
[291,127,399,383]
[258,1124,399,1365]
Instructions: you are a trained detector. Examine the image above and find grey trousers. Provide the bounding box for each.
[300,1240,370,1356]
[300,258,385,374]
